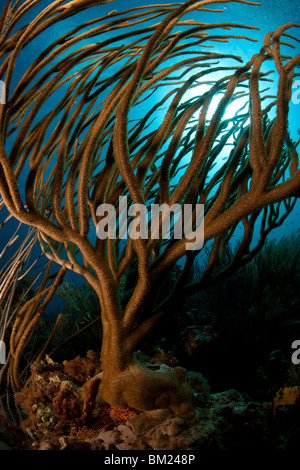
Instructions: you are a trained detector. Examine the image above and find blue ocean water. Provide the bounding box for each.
[1,0,300,313]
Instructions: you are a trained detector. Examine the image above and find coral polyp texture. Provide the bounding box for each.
[0,0,300,450]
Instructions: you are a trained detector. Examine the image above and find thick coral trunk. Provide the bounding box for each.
[99,326,194,415]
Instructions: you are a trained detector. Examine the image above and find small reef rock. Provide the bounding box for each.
[86,390,273,451]
[174,325,218,366]
[9,351,281,450]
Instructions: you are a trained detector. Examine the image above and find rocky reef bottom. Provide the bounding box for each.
[0,351,299,451]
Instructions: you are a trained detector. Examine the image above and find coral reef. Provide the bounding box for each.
[15,353,103,436]
[14,373,277,451]
[0,0,300,450]
[8,350,299,451]
[1,0,300,414]
[62,350,100,383]
[12,351,207,447]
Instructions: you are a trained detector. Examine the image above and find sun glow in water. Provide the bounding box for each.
[178,81,251,172]
[184,82,250,124]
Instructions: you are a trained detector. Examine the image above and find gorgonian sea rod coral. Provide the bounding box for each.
[0,0,300,413]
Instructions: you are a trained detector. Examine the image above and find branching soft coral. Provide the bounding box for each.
[1,0,300,413]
